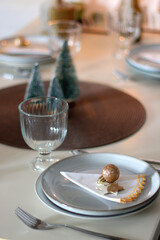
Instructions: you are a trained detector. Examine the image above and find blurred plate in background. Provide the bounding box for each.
[126,44,160,75]
[0,35,55,68]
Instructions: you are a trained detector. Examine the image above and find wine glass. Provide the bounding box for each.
[46,20,82,56]
[107,10,141,59]
[18,97,68,171]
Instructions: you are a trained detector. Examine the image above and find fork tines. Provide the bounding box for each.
[14,207,39,228]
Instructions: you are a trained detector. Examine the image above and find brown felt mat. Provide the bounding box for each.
[0,81,146,150]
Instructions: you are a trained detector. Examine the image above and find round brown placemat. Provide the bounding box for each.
[0,81,146,150]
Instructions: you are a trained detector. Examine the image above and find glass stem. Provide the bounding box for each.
[38,152,52,162]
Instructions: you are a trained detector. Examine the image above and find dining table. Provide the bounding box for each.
[0,5,160,240]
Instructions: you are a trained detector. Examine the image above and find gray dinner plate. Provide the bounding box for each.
[35,171,159,219]
[40,153,159,217]
[0,35,55,67]
[126,44,160,74]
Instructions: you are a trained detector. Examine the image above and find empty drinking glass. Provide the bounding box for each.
[47,20,82,55]
[18,97,68,171]
[107,10,141,59]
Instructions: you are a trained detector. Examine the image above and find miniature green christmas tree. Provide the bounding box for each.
[24,63,45,99]
[47,76,65,99]
[54,40,80,100]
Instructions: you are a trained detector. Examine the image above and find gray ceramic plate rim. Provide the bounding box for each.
[127,63,160,79]
[126,44,160,74]
[35,172,159,219]
[40,153,159,216]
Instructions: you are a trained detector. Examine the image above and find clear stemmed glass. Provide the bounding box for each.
[107,10,141,59]
[18,97,68,171]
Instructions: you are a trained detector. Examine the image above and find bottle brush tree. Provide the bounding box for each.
[47,76,65,99]
[24,63,45,99]
[54,40,80,100]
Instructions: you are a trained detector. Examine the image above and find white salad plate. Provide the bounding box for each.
[40,153,160,217]
[0,35,55,67]
[35,171,159,219]
[126,44,160,76]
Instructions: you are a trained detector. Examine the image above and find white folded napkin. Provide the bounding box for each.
[60,172,146,203]
[138,52,160,65]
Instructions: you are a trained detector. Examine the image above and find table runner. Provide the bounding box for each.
[0,81,146,150]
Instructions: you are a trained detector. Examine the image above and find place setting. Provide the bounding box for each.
[12,41,159,221]
[0,33,157,225]
[16,89,159,237]
[15,87,160,220]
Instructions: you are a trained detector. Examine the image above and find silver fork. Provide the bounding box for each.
[14,207,130,240]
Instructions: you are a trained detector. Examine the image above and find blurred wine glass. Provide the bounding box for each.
[46,20,82,56]
[107,10,141,59]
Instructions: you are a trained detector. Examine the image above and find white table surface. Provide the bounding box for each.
[0,7,160,240]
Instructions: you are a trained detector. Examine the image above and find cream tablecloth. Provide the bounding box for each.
[0,3,160,239]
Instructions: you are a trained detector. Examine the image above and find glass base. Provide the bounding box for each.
[29,156,58,172]
[114,48,130,60]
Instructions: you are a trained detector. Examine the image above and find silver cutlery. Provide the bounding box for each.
[71,150,160,172]
[113,69,136,82]
[14,207,130,240]
[140,158,160,165]
[71,149,87,155]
